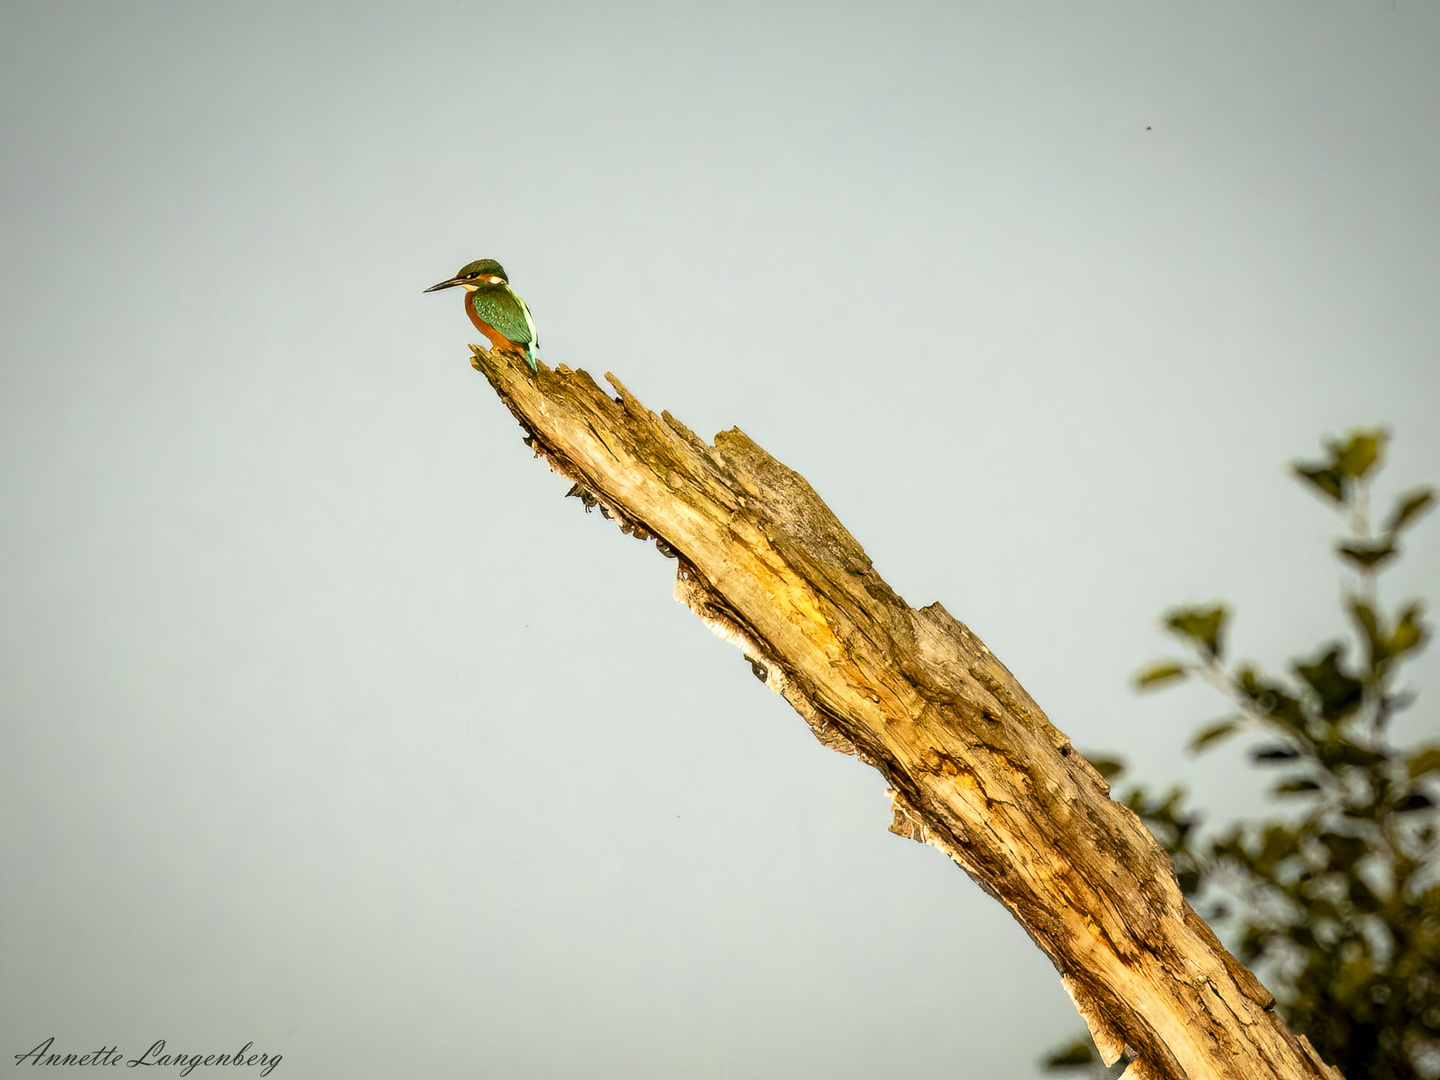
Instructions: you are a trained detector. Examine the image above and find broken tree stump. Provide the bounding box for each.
[465,345,1344,1080]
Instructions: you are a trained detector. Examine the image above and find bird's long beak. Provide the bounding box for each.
[423,276,467,293]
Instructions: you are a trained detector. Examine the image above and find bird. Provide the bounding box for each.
[424,259,539,371]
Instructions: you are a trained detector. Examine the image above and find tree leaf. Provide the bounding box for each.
[1189,719,1240,753]
[1253,824,1299,874]
[1293,645,1364,721]
[1251,744,1301,764]
[1042,1038,1096,1069]
[1332,429,1388,479]
[1286,923,1316,951]
[1134,661,1189,690]
[1203,901,1230,922]
[1083,755,1126,780]
[1290,430,1387,504]
[1347,876,1382,912]
[1388,602,1428,659]
[1235,666,1309,733]
[1165,605,1228,659]
[1348,600,1384,665]
[1407,743,1440,778]
[1238,925,1269,963]
[1336,540,1397,570]
[1292,463,1348,504]
[1315,739,1386,769]
[1319,832,1368,871]
[1383,487,1435,536]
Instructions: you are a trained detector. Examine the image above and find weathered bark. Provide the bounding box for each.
[466,345,1344,1080]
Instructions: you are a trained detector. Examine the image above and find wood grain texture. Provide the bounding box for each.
[467,345,1345,1080]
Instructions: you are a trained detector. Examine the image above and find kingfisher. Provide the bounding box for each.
[424,258,539,371]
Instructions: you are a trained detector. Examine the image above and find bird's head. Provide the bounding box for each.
[424,258,509,293]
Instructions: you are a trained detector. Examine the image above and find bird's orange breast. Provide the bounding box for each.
[462,291,512,347]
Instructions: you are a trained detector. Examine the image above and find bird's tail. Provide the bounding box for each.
[524,343,538,373]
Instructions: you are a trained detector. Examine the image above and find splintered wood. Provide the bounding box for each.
[467,345,1344,1080]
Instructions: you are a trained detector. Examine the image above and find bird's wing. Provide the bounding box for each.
[471,287,538,346]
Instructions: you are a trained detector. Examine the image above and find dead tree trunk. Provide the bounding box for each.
[466,346,1344,1080]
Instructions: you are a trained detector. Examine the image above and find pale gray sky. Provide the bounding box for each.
[2,2,1437,1078]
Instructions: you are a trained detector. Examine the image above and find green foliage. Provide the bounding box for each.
[1044,1038,1100,1068]
[1134,661,1188,690]
[1292,429,1389,506]
[1165,604,1229,660]
[1048,429,1439,1080]
[1188,717,1243,753]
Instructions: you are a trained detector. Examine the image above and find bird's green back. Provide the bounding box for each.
[471,284,537,347]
